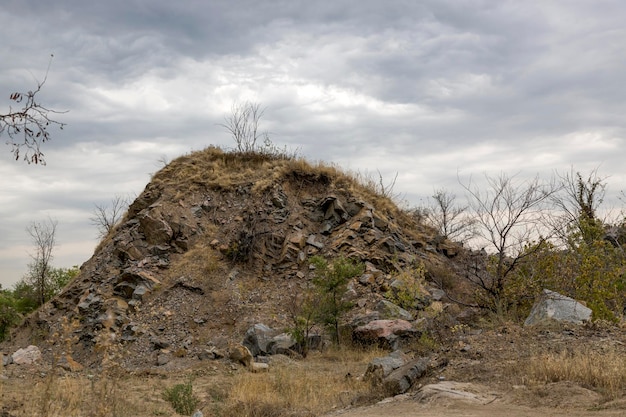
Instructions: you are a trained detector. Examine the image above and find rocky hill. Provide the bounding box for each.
[5,147,462,370]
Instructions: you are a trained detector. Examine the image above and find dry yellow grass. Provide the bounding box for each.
[222,346,385,416]
[523,345,626,400]
[1,345,387,417]
[149,145,412,222]
[2,372,163,417]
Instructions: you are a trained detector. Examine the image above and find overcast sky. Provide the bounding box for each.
[1,0,626,288]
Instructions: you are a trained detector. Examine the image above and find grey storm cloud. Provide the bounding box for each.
[1,0,626,286]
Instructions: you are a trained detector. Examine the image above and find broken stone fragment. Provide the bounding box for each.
[12,345,41,365]
[306,234,324,249]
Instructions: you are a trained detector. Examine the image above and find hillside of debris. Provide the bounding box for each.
[3,147,464,369]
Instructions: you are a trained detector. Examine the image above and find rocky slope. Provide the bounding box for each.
[5,147,461,370]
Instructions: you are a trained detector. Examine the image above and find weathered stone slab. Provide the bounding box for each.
[383,357,429,395]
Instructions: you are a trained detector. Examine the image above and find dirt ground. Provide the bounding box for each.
[325,378,626,417]
[326,320,626,417]
[326,398,626,417]
[2,320,625,417]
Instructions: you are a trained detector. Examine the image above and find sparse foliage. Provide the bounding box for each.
[356,169,401,202]
[0,290,20,341]
[12,265,78,314]
[90,195,129,238]
[26,218,58,306]
[1,56,66,164]
[285,286,317,357]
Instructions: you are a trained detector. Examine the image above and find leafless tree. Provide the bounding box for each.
[1,56,66,164]
[26,218,57,306]
[425,188,476,242]
[460,173,560,309]
[90,195,129,238]
[220,101,268,152]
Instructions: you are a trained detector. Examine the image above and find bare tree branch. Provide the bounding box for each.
[90,195,129,238]
[549,167,608,244]
[424,188,477,242]
[0,55,67,165]
[459,172,560,308]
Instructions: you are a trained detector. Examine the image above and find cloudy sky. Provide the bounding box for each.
[1,0,625,288]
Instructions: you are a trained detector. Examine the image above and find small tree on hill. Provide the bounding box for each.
[0,290,20,341]
[25,218,57,306]
[220,101,269,152]
[309,256,364,345]
[90,194,129,238]
[285,286,317,357]
[551,168,607,245]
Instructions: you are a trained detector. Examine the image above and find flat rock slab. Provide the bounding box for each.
[414,381,498,404]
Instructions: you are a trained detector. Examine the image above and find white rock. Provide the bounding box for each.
[12,345,42,365]
[524,289,592,326]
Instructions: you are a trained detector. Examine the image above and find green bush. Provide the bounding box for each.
[309,256,364,345]
[385,262,428,310]
[162,379,199,416]
[505,224,626,321]
[0,291,20,341]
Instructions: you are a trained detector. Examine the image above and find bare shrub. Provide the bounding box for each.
[90,195,129,238]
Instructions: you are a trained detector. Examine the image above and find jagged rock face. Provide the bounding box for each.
[6,152,453,369]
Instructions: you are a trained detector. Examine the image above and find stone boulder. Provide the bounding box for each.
[12,345,42,365]
[364,350,408,384]
[383,357,430,395]
[266,333,298,355]
[243,323,278,357]
[139,211,173,246]
[415,381,498,404]
[376,299,413,320]
[353,319,419,349]
[2,352,12,366]
[524,289,592,326]
[244,324,309,356]
[229,344,253,368]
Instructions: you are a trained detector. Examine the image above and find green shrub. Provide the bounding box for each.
[0,291,21,341]
[162,379,199,416]
[309,256,364,345]
[385,262,428,310]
